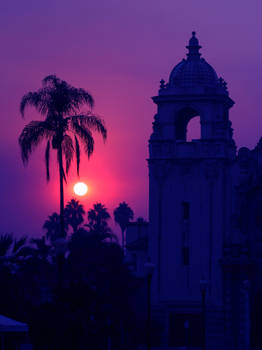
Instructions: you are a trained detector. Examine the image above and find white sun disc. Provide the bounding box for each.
[74,182,88,196]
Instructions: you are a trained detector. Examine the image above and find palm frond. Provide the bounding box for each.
[64,86,94,112]
[20,92,43,117]
[19,120,54,164]
[114,202,134,233]
[75,136,80,176]
[19,76,103,187]
[43,213,60,241]
[42,75,60,87]
[62,134,74,174]
[21,75,96,120]
[56,150,67,183]
[12,236,27,254]
[70,87,94,109]
[0,234,13,256]
[69,113,107,141]
[71,121,94,158]
[61,162,67,183]
[41,75,94,115]
[30,237,51,258]
[16,246,37,258]
[45,140,50,181]
[20,88,52,117]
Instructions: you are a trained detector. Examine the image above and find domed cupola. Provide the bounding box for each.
[159,32,228,95]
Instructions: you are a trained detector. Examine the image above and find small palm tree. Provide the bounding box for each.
[65,199,85,234]
[86,203,113,240]
[114,202,134,250]
[19,75,107,238]
[43,212,69,242]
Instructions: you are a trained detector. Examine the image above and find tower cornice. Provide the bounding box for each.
[152,94,235,109]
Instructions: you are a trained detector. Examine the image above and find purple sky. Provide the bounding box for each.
[1,0,262,237]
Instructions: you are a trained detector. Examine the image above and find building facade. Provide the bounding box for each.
[126,32,262,349]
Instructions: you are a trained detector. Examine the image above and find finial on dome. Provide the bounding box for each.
[186,31,201,60]
[160,79,165,90]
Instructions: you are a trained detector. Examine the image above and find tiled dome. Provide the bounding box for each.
[169,32,218,88]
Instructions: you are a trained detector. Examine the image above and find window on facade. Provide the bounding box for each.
[131,253,137,272]
[182,202,190,266]
[182,202,190,220]
[182,247,190,266]
[186,116,201,142]
[168,313,203,347]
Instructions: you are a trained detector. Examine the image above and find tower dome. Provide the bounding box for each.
[168,32,219,90]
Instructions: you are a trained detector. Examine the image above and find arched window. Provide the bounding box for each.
[175,108,201,141]
[186,116,201,142]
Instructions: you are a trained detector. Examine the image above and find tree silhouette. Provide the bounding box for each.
[0,234,14,257]
[0,228,142,349]
[0,234,27,258]
[114,202,134,250]
[30,236,52,261]
[65,199,85,234]
[86,203,113,240]
[43,213,68,242]
[19,75,107,238]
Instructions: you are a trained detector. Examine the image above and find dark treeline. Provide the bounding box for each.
[0,200,146,350]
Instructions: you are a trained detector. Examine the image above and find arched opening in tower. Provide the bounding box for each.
[175,108,201,141]
[186,116,201,142]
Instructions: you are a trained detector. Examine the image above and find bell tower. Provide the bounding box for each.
[148,32,237,349]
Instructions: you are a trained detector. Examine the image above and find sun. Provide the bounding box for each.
[74,182,88,196]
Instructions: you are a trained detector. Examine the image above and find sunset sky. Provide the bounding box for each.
[1,0,262,237]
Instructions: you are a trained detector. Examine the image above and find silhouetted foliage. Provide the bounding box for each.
[0,234,14,256]
[65,199,85,234]
[19,75,107,238]
[43,213,68,241]
[114,202,134,249]
[30,236,52,261]
[0,234,28,258]
[0,200,147,350]
[86,202,115,241]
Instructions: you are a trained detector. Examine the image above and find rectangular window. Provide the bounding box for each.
[168,313,203,347]
[182,247,189,265]
[182,202,190,220]
[131,253,137,272]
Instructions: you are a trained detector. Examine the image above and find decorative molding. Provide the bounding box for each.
[148,159,174,184]
[178,160,193,176]
[204,160,220,183]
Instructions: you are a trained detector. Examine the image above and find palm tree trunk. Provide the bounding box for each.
[73,224,78,235]
[121,229,125,252]
[58,145,65,238]
[57,144,65,294]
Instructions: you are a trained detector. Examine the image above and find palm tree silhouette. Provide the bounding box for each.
[0,234,28,261]
[114,202,134,250]
[30,236,51,261]
[43,212,68,242]
[86,203,113,240]
[65,199,85,234]
[19,75,107,238]
[0,234,15,257]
